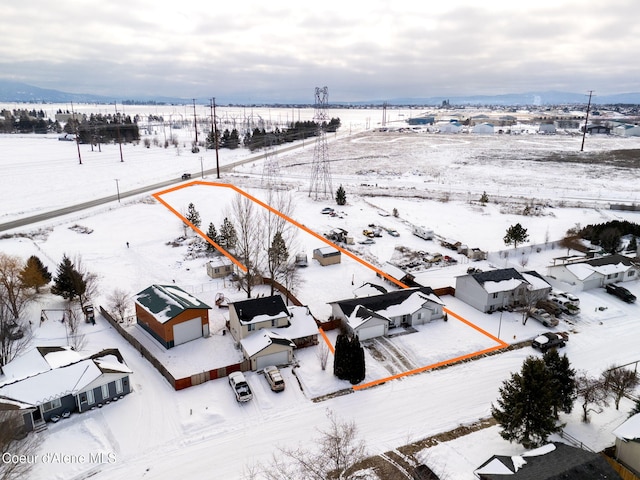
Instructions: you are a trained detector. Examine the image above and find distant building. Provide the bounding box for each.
[472,123,495,134]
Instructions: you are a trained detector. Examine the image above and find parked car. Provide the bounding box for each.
[537,299,564,318]
[321,207,334,214]
[605,283,637,303]
[228,371,253,402]
[552,291,580,307]
[530,308,559,327]
[263,366,285,392]
[181,173,192,180]
[532,332,567,352]
[358,238,375,245]
[549,296,580,315]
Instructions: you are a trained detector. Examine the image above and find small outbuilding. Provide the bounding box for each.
[135,284,211,349]
[313,246,342,266]
[206,255,235,279]
[613,412,640,476]
[240,331,295,371]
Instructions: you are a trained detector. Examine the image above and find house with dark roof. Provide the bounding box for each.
[0,347,132,432]
[228,296,319,370]
[135,284,211,349]
[329,287,445,340]
[546,254,638,291]
[474,442,622,479]
[455,268,551,313]
[613,412,640,476]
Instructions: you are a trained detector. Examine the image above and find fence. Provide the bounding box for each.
[99,306,249,391]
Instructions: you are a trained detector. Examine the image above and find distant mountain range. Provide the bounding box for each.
[1,79,640,106]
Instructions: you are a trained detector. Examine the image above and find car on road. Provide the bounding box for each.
[263,366,285,392]
[532,332,567,352]
[181,173,192,180]
[605,283,637,303]
[228,371,253,402]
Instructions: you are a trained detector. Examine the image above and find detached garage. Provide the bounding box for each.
[135,285,211,349]
[345,306,389,340]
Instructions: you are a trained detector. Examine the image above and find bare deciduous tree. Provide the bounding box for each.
[521,287,549,325]
[247,410,368,480]
[602,365,639,410]
[66,308,86,352]
[108,288,132,323]
[72,255,98,309]
[576,372,609,423]
[317,342,330,371]
[0,409,39,480]
[0,253,33,319]
[0,303,32,368]
[262,191,297,295]
[231,194,262,298]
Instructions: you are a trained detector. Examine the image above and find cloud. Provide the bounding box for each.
[2,0,640,101]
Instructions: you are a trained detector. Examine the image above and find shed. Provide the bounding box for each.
[135,284,211,349]
[313,246,341,266]
[206,256,235,279]
[613,412,640,476]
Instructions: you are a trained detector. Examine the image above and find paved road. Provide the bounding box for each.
[0,143,305,233]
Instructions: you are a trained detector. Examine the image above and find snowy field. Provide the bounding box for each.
[1,104,640,479]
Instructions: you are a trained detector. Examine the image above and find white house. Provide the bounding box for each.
[613,412,640,476]
[206,255,235,279]
[614,124,640,137]
[455,268,551,313]
[329,287,445,340]
[546,254,638,291]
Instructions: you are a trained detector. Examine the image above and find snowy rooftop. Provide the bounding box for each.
[240,330,294,357]
[136,284,211,324]
[613,413,640,440]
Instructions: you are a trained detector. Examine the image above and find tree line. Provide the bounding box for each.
[65,113,140,145]
[0,108,61,134]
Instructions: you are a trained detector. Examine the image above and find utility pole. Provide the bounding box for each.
[114,102,124,162]
[212,97,220,179]
[70,102,82,165]
[580,90,594,152]
[114,179,120,203]
[193,99,198,145]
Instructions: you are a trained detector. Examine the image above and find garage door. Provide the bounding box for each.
[173,318,203,346]
[356,324,386,341]
[256,350,289,371]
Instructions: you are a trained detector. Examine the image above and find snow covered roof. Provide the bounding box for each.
[564,263,600,281]
[331,287,442,319]
[0,348,131,406]
[380,262,407,280]
[521,272,551,291]
[347,306,389,330]
[613,412,640,441]
[279,306,319,340]
[136,284,211,324]
[352,282,388,298]
[0,346,82,384]
[240,331,294,357]
[208,256,233,267]
[230,295,290,324]
[470,268,528,294]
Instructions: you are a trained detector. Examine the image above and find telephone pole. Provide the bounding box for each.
[211,97,220,179]
[580,90,594,152]
[193,99,198,145]
[70,102,82,165]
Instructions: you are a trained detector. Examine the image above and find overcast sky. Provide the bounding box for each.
[2,0,639,103]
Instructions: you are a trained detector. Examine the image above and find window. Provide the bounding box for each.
[86,389,95,405]
[492,293,499,299]
[629,270,635,277]
[115,378,123,394]
[248,323,255,331]
[42,398,62,412]
[101,384,109,400]
[214,267,220,274]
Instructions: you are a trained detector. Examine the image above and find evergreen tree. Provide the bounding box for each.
[205,222,219,253]
[503,223,529,249]
[335,185,347,206]
[19,255,52,293]
[51,255,84,301]
[267,231,289,295]
[333,333,366,385]
[219,217,237,250]
[492,356,561,449]
[333,334,350,380]
[185,203,201,228]
[543,349,576,418]
[628,235,638,253]
[480,191,489,204]
[350,335,366,384]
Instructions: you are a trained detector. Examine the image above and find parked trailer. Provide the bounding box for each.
[412,226,434,240]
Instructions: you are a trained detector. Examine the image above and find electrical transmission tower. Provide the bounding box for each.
[308,86,333,200]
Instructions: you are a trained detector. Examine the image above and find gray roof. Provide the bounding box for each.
[476,443,621,480]
[472,268,524,285]
[331,287,438,317]
[230,295,290,323]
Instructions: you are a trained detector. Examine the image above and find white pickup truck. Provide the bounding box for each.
[228,371,253,402]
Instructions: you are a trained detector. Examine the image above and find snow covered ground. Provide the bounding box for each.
[1,104,640,479]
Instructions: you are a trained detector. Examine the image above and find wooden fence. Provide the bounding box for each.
[99,306,249,391]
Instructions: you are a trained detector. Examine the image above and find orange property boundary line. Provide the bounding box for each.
[152,181,510,391]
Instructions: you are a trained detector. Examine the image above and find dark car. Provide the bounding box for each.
[181,173,192,180]
[532,332,566,352]
[605,283,637,303]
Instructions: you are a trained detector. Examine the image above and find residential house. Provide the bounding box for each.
[547,254,638,291]
[135,284,211,349]
[538,123,556,134]
[228,296,319,369]
[313,246,341,266]
[455,268,551,313]
[582,124,611,134]
[612,412,640,476]
[0,346,132,432]
[614,124,640,137]
[329,287,445,340]
[474,442,621,479]
[206,255,235,279]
